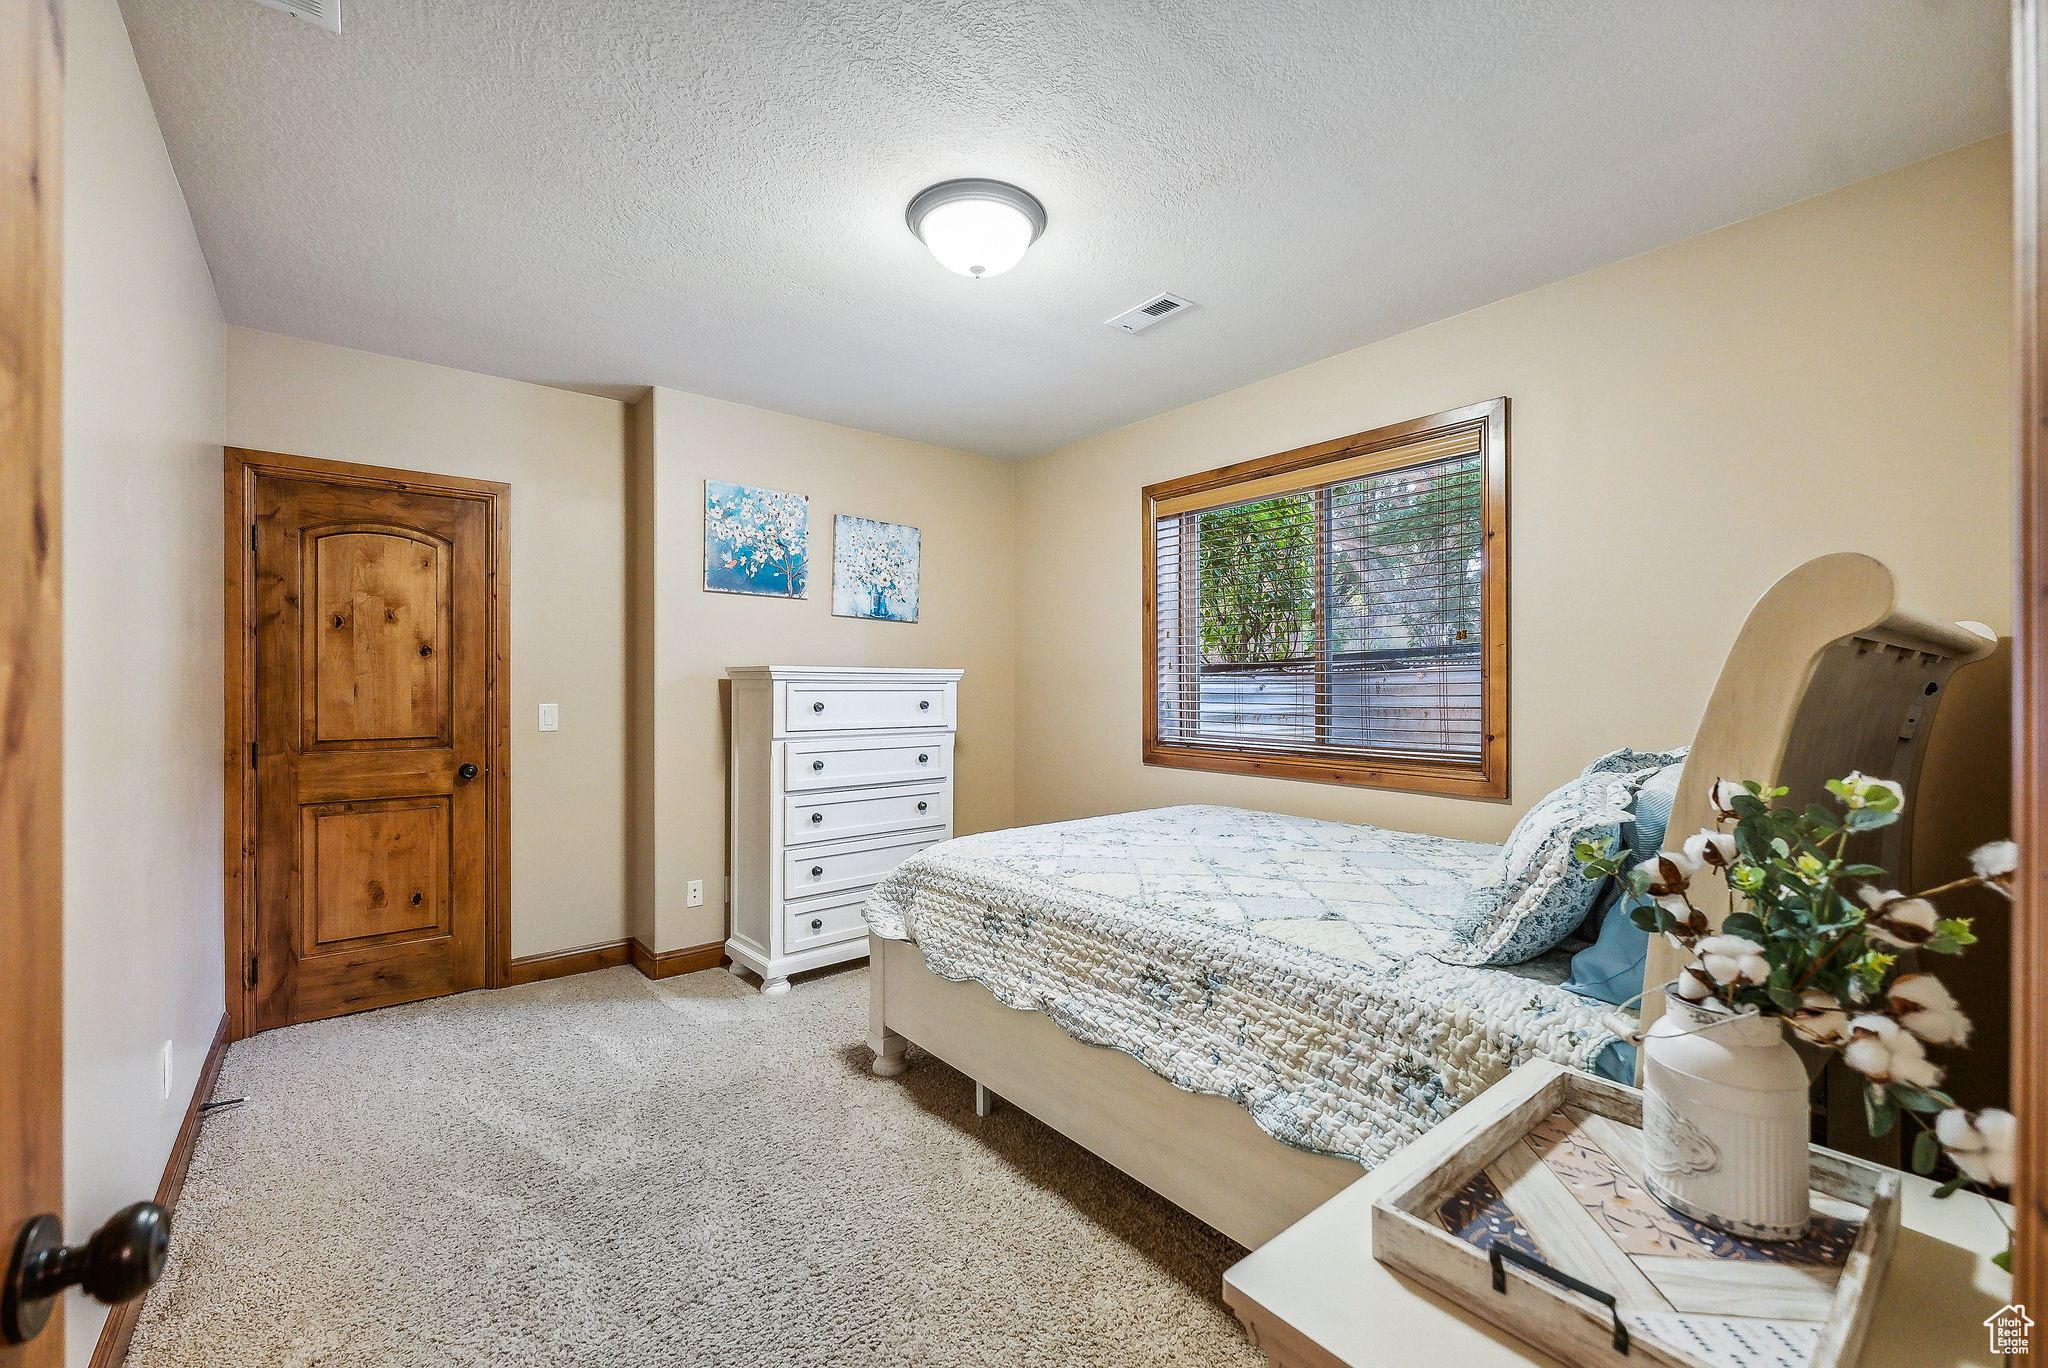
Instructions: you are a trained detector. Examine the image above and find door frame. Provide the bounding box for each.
[2017,0,2048,1309]
[223,447,511,1041]
[2,0,63,1361]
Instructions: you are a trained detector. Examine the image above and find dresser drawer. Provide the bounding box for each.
[784,832,943,900]
[784,891,870,952]
[785,786,948,846]
[784,737,950,792]
[784,683,953,733]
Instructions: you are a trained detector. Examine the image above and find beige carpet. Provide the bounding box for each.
[129,964,1264,1366]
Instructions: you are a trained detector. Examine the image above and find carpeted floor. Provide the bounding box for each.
[129,964,1263,1366]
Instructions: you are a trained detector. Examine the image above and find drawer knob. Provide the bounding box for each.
[919,700,931,711]
[917,753,929,764]
[812,760,825,772]
[812,701,825,713]
[917,801,928,813]
[810,813,823,824]
[810,918,823,931]
[810,866,823,878]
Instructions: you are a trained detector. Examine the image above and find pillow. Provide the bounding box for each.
[1626,758,1686,862]
[1581,745,1689,779]
[1435,763,1652,967]
[1563,758,1686,1004]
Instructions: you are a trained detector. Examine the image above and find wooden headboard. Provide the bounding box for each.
[1639,553,1996,1035]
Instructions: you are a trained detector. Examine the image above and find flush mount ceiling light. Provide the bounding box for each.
[905,179,1047,279]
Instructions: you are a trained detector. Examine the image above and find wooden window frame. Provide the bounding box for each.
[222,447,511,1041]
[1140,398,1509,800]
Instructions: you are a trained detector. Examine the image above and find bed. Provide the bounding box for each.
[865,805,1628,1168]
[862,555,1995,1248]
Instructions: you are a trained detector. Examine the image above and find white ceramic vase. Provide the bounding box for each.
[1641,987,1812,1241]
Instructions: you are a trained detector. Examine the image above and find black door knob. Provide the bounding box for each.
[810,813,823,825]
[919,700,931,711]
[812,760,825,772]
[917,753,929,764]
[810,866,823,878]
[812,701,825,713]
[3,1202,169,1344]
[810,918,823,931]
[917,801,928,813]
[457,762,480,782]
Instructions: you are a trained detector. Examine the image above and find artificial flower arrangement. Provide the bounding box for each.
[1575,772,2017,1262]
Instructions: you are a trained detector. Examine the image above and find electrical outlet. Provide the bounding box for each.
[686,879,704,908]
[537,702,559,732]
[159,1041,174,1101]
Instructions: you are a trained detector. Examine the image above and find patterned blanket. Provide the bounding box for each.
[864,805,1621,1169]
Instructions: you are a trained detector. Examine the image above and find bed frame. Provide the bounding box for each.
[866,553,1994,1249]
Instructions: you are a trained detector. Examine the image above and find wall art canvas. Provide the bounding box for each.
[704,480,808,598]
[832,515,921,623]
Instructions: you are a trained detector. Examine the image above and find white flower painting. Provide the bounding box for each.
[832,515,920,623]
[705,480,808,598]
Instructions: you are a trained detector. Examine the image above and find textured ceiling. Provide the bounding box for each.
[119,0,2006,459]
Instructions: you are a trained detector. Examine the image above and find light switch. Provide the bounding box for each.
[538,703,560,732]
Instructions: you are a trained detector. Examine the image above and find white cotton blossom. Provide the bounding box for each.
[1636,851,1701,896]
[1708,778,1748,819]
[1682,830,1739,870]
[1972,840,2019,879]
[1788,988,1849,1046]
[1971,840,2018,900]
[1695,934,1769,987]
[1858,887,1940,948]
[1653,893,1698,926]
[1937,1108,2017,1187]
[1888,974,1972,1047]
[1842,1014,1944,1090]
[1674,962,1717,1002]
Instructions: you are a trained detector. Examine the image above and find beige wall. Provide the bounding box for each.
[225,329,630,959]
[1013,138,2015,843]
[61,1,227,1362]
[641,387,1017,952]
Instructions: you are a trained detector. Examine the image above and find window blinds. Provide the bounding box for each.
[1152,451,1487,766]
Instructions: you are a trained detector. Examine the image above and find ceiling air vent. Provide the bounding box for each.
[247,0,342,34]
[1107,293,1195,335]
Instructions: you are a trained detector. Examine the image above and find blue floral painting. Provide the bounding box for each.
[704,480,808,598]
[832,515,920,623]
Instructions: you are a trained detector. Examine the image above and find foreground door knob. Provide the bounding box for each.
[457,762,480,781]
[3,1202,169,1344]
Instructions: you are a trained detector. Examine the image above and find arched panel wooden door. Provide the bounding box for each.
[232,451,508,1034]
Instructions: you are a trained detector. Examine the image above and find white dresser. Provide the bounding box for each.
[725,666,962,994]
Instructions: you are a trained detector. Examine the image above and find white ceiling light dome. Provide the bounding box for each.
[905,179,1047,279]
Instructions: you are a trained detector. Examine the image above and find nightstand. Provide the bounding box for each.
[1224,1074,2014,1367]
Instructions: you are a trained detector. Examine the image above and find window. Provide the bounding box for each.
[1142,399,1508,797]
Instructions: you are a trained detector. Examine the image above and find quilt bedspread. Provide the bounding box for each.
[863,805,1621,1168]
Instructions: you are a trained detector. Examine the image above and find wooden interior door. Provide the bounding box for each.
[245,461,503,1031]
[1,0,63,1362]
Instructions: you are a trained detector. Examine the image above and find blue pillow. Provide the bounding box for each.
[1435,762,1650,967]
[1563,759,1686,1005]
[1628,760,1685,861]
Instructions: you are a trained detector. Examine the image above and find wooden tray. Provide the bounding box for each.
[1371,1062,1900,1368]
